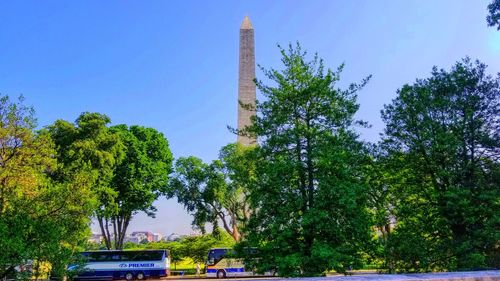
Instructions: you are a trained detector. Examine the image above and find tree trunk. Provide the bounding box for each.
[295,139,307,212]
[112,218,118,249]
[116,216,123,248]
[305,132,314,209]
[104,217,112,250]
[115,215,131,249]
[97,216,111,250]
[231,213,241,241]
[221,216,234,238]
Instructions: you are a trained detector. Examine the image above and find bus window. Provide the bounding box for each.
[135,251,163,261]
[205,248,275,278]
[207,249,228,265]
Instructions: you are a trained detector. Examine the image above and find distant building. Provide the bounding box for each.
[123,231,155,243]
[89,233,103,243]
[152,233,163,242]
[166,233,181,241]
[188,231,201,237]
[130,231,154,242]
[125,235,141,244]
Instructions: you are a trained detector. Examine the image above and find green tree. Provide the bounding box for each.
[169,143,256,241]
[0,96,95,279]
[48,117,173,250]
[180,232,235,263]
[47,112,124,250]
[364,147,403,272]
[103,125,173,250]
[487,0,500,29]
[240,44,373,276]
[380,58,499,271]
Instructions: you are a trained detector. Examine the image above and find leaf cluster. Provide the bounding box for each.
[487,0,500,30]
[169,143,256,241]
[0,96,95,279]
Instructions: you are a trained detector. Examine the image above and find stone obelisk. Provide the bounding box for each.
[237,16,257,146]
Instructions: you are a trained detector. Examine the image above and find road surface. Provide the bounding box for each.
[161,271,500,281]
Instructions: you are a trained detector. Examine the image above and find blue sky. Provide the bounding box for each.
[1,1,499,235]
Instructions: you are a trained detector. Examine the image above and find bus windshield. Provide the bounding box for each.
[207,248,230,265]
[205,248,273,278]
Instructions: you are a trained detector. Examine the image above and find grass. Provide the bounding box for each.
[171,258,201,275]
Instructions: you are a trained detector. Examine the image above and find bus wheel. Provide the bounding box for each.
[136,272,145,280]
[125,272,134,281]
[216,269,226,279]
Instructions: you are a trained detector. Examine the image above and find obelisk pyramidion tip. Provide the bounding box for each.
[240,16,253,29]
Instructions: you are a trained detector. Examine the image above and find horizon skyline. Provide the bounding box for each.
[1,1,499,235]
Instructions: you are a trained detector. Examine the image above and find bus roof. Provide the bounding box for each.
[82,249,168,253]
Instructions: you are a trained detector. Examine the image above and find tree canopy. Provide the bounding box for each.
[169,143,257,241]
[106,124,173,249]
[379,58,499,271]
[0,96,95,279]
[47,114,173,250]
[47,112,124,250]
[239,44,373,276]
[487,0,500,30]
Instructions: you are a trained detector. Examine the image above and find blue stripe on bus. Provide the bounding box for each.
[227,267,245,273]
[207,268,245,273]
[76,269,166,278]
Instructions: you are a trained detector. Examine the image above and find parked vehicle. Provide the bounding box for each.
[71,250,170,280]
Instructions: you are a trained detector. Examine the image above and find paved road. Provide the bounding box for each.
[160,271,500,281]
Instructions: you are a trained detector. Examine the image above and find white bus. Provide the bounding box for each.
[206,248,275,278]
[71,250,170,280]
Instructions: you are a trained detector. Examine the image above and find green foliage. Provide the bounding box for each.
[106,125,173,249]
[169,143,257,241]
[48,112,124,205]
[47,116,173,250]
[0,96,94,279]
[240,43,373,276]
[178,233,234,263]
[47,112,124,250]
[122,231,234,263]
[379,58,500,271]
[487,0,500,30]
[85,242,108,251]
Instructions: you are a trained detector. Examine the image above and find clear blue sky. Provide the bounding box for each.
[1,1,499,235]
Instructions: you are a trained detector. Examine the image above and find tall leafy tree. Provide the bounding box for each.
[380,58,499,271]
[0,96,95,279]
[106,124,173,249]
[169,143,257,241]
[47,112,124,250]
[48,116,173,250]
[240,44,373,276]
